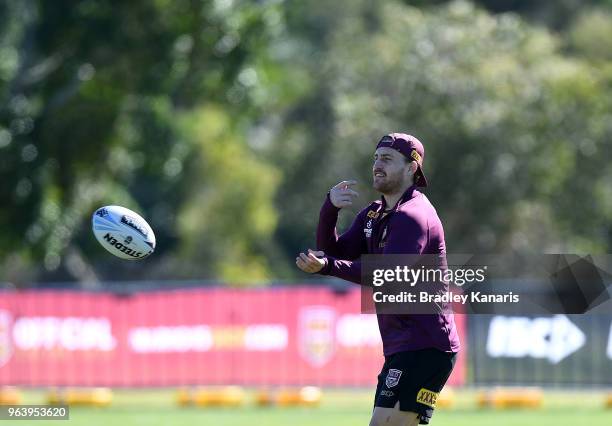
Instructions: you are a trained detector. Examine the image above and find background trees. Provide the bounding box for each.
[1,0,611,286]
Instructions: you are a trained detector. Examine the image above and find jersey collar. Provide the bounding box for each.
[380,184,419,213]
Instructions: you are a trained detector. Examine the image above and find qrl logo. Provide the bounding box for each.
[103,233,144,258]
[385,369,402,388]
[298,306,336,367]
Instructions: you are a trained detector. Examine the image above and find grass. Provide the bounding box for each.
[13,388,612,426]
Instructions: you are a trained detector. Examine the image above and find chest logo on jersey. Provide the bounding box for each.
[364,219,373,237]
[367,210,380,219]
[385,369,402,388]
[378,226,388,248]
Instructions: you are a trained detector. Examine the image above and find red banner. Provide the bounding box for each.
[0,288,465,387]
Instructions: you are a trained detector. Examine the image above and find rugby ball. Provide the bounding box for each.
[92,205,156,260]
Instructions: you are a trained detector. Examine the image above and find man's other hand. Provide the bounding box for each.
[296,249,326,273]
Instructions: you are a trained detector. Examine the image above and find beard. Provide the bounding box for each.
[373,172,404,194]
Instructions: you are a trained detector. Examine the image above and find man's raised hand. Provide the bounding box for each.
[329,180,359,209]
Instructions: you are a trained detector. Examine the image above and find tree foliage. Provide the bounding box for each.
[1,0,611,285]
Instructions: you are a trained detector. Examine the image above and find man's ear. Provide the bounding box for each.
[406,160,418,176]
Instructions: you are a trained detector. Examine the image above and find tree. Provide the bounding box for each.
[0,0,284,285]
[271,0,612,258]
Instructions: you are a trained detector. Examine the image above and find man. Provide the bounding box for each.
[296,133,460,426]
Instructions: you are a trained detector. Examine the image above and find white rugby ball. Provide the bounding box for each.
[92,205,156,260]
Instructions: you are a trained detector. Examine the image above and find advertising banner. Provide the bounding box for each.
[469,314,612,385]
[0,288,466,387]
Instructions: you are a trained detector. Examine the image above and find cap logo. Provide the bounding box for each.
[410,150,421,163]
[380,136,394,145]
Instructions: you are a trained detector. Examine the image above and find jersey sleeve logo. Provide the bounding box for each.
[385,369,402,388]
[416,388,439,408]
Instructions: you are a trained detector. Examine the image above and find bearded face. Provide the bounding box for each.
[372,147,413,194]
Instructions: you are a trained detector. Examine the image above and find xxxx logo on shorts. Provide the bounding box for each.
[416,388,439,408]
[385,369,402,388]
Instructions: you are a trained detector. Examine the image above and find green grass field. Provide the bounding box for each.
[14,388,612,426]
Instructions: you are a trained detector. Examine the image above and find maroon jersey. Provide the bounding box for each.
[317,185,460,355]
